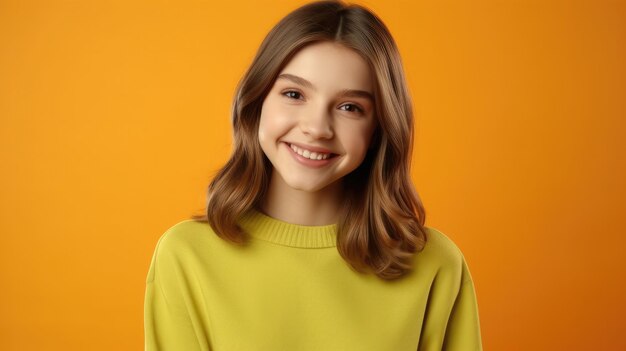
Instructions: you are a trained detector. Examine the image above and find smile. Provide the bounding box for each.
[288,143,334,160]
[284,142,339,168]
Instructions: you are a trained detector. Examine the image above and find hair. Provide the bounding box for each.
[191,0,428,280]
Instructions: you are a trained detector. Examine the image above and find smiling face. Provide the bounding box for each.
[258,41,378,195]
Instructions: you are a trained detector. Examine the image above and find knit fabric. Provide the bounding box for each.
[144,208,483,350]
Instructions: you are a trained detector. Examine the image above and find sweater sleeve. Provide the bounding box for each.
[144,233,207,351]
[442,259,483,351]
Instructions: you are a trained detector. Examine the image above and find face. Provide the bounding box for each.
[258,41,378,194]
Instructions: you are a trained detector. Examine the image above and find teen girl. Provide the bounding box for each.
[144,1,483,350]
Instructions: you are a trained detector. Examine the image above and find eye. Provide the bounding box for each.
[340,103,364,114]
[281,90,364,115]
[282,90,303,100]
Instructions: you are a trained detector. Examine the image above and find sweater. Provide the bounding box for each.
[144,208,483,351]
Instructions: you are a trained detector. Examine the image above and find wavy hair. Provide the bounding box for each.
[191,0,428,280]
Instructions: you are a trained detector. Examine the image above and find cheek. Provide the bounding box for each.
[343,132,368,155]
[258,110,270,139]
[343,123,377,153]
[258,100,290,142]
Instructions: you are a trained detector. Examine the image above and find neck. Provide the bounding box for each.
[259,170,344,226]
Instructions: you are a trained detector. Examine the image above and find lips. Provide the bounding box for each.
[285,142,338,156]
[283,141,340,168]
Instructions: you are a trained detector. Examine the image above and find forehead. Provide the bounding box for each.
[276,41,374,94]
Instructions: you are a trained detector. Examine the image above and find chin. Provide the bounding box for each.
[286,181,327,193]
[285,175,344,193]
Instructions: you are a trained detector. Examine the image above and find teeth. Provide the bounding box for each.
[290,143,332,160]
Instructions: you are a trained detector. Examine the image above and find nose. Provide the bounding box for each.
[299,105,334,139]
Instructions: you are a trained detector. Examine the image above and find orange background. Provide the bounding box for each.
[1,0,624,350]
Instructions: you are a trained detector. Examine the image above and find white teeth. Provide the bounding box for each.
[289,143,331,160]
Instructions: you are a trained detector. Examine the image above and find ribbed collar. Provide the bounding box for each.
[238,208,338,248]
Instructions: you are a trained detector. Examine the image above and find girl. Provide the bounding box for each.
[144,1,483,350]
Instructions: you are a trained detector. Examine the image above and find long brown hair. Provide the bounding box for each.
[191,0,428,280]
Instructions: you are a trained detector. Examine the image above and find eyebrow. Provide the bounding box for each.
[277,73,374,103]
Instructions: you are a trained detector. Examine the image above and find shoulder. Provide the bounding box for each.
[152,219,222,259]
[151,219,218,263]
[146,219,216,283]
[423,226,465,262]
[158,219,214,247]
[415,226,472,283]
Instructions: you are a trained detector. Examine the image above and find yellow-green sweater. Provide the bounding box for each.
[144,208,483,350]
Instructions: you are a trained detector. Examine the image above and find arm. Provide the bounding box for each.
[144,233,208,351]
[442,259,483,351]
[145,280,205,350]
